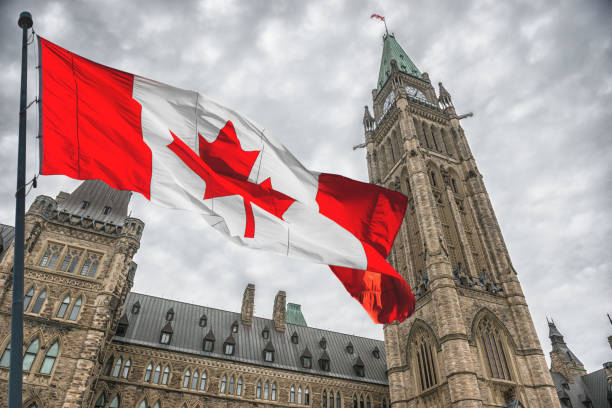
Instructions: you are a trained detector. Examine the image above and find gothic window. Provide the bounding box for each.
[220,374,227,393]
[144,363,152,382]
[430,171,437,187]
[23,338,39,371]
[229,375,235,394]
[366,396,371,408]
[79,252,100,277]
[60,248,82,273]
[413,329,438,391]
[56,295,71,318]
[68,296,82,321]
[183,369,191,387]
[422,122,432,149]
[112,357,122,377]
[162,365,170,385]
[353,394,358,408]
[191,370,199,389]
[94,394,105,408]
[30,290,45,313]
[271,382,277,400]
[290,385,296,403]
[298,386,303,404]
[153,364,161,383]
[152,402,160,408]
[360,395,365,408]
[305,387,310,405]
[24,287,34,311]
[430,125,440,151]
[122,358,131,378]
[109,396,119,408]
[336,392,341,408]
[329,390,334,408]
[0,342,10,367]
[199,314,207,327]
[478,317,512,381]
[138,400,147,408]
[256,380,262,398]
[237,376,243,396]
[264,380,269,399]
[39,242,62,268]
[199,370,206,390]
[104,356,113,376]
[451,178,458,193]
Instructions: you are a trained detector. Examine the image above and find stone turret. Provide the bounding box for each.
[272,290,286,332]
[548,319,587,381]
[241,283,255,326]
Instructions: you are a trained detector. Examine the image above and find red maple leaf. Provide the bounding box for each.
[167,121,295,238]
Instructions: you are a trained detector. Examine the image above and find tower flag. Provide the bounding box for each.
[37,37,415,324]
[370,13,389,34]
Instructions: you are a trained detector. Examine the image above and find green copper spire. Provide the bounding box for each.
[377,33,424,91]
[286,303,307,326]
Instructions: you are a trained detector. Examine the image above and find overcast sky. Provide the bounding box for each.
[1,0,610,373]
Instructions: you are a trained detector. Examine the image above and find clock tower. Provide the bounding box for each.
[363,33,560,407]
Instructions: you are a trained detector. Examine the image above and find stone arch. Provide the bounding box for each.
[29,285,48,314]
[92,384,110,407]
[405,319,441,392]
[405,318,441,357]
[53,290,74,319]
[469,307,517,351]
[23,396,45,408]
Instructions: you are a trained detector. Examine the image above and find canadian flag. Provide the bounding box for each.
[38,37,415,323]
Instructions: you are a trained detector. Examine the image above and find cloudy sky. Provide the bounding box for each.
[1,0,610,372]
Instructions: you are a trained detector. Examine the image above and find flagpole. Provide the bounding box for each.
[9,11,33,408]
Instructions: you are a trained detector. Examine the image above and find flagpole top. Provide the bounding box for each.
[18,11,33,29]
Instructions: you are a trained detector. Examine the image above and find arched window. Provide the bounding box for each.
[31,290,46,314]
[144,363,152,382]
[56,295,71,318]
[413,328,438,391]
[152,402,160,408]
[323,390,327,408]
[199,371,206,390]
[153,364,161,384]
[271,382,277,401]
[353,394,358,408]
[237,376,243,396]
[264,380,269,399]
[220,374,227,393]
[229,375,235,394]
[336,392,341,408]
[103,356,113,376]
[290,385,296,403]
[39,341,59,374]
[68,296,82,321]
[112,357,122,377]
[109,395,119,408]
[256,380,262,398]
[382,398,387,408]
[94,394,105,407]
[122,359,131,378]
[162,365,170,385]
[192,370,199,389]
[24,287,34,311]
[366,396,371,408]
[39,243,61,268]
[183,369,191,388]
[23,338,39,371]
[329,390,334,408]
[478,317,512,380]
[305,387,310,405]
[0,342,11,367]
[138,400,147,408]
[298,386,303,404]
[360,395,364,408]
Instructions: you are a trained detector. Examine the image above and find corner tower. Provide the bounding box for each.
[0,180,144,407]
[363,33,559,407]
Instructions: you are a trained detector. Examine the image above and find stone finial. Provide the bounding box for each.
[363,106,375,132]
[438,82,453,108]
[272,290,286,332]
[241,283,255,326]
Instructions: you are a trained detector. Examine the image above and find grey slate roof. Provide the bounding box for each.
[114,292,388,385]
[582,368,611,408]
[0,224,15,260]
[58,180,131,225]
[550,370,610,408]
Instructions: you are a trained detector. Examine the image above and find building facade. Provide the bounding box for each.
[362,34,560,407]
[0,32,570,408]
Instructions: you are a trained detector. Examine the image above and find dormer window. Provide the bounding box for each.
[103,206,112,215]
[231,321,239,333]
[372,346,380,359]
[203,329,215,352]
[223,334,236,355]
[199,314,207,328]
[291,331,299,344]
[319,351,330,371]
[165,308,174,321]
[346,342,354,354]
[263,341,275,362]
[81,200,90,210]
[160,322,173,345]
[262,327,269,339]
[319,337,327,349]
[131,301,140,315]
[300,347,312,369]
[116,314,129,337]
[353,356,365,377]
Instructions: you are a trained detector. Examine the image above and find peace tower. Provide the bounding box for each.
[362,33,560,407]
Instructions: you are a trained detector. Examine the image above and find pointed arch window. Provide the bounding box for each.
[298,386,303,404]
[68,296,82,321]
[290,385,296,403]
[112,357,122,377]
[336,392,341,408]
[183,369,191,388]
[360,395,364,408]
[256,380,262,398]
[94,394,105,408]
[144,363,153,382]
[478,317,512,380]
[220,374,227,393]
[199,371,206,390]
[24,287,34,311]
[191,370,199,389]
[39,341,58,374]
[162,365,170,385]
[323,390,327,408]
[330,390,334,408]
[104,356,114,376]
[109,395,119,408]
[237,376,243,396]
[264,380,269,399]
[39,243,61,268]
[413,329,438,391]
[0,342,10,367]
[271,382,277,400]
[366,396,371,408]
[122,358,131,378]
[60,248,82,273]
[30,290,47,314]
[305,387,310,405]
[229,375,236,394]
[353,394,358,408]
[57,295,71,318]
[23,338,39,371]
[138,400,147,408]
[153,402,160,408]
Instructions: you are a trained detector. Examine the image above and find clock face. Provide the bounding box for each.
[405,85,435,107]
[382,90,395,117]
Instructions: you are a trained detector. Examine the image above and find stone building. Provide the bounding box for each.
[0,31,567,408]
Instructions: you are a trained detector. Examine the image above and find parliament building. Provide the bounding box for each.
[1,32,610,408]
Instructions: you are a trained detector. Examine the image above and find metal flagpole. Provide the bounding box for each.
[9,11,33,408]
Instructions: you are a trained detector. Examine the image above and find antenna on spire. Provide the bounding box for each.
[370,14,388,35]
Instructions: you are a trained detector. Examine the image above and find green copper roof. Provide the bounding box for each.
[286,303,307,327]
[377,34,424,91]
